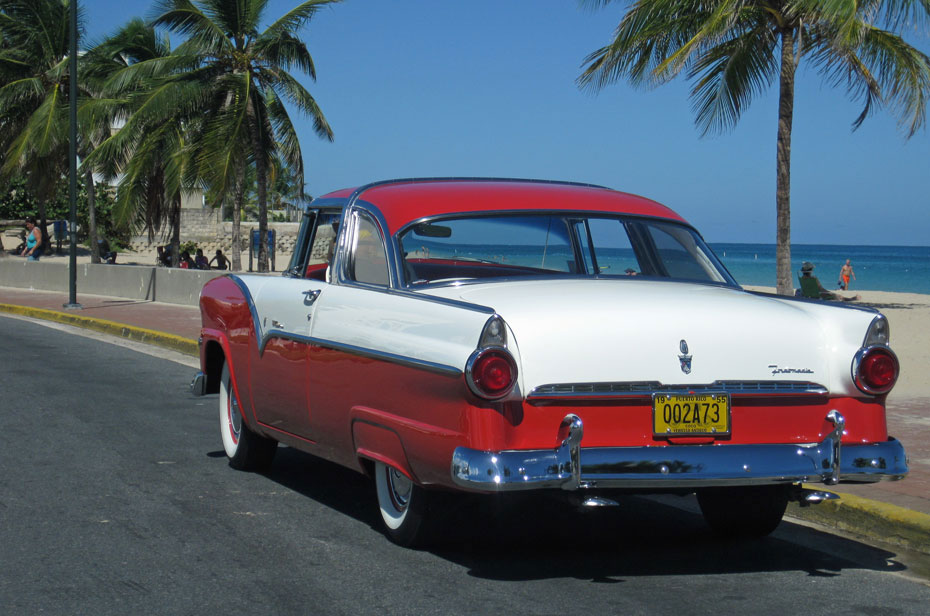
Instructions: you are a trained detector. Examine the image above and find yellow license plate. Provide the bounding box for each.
[653,393,730,436]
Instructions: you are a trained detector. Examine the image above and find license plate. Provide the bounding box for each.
[653,393,730,436]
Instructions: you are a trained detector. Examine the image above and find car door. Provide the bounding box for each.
[248,277,326,439]
[248,209,340,440]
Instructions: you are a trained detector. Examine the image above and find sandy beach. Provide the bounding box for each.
[9,246,929,402]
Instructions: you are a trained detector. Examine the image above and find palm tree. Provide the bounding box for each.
[269,154,313,221]
[82,18,199,265]
[0,0,81,252]
[151,0,337,272]
[578,0,930,295]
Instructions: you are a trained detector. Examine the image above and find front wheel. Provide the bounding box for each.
[697,485,790,538]
[374,462,433,547]
[219,362,277,472]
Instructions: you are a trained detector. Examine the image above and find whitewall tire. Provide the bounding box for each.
[219,362,277,472]
[374,462,431,547]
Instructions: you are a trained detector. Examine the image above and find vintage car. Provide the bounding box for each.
[192,178,907,546]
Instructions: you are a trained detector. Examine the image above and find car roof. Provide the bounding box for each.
[314,178,687,235]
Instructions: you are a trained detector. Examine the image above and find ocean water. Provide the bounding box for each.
[410,236,930,295]
[711,243,930,295]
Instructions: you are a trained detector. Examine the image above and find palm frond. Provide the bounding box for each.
[151,0,232,56]
[689,24,779,135]
[256,31,316,78]
[263,0,339,41]
[260,67,332,140]
[266,90,303,175]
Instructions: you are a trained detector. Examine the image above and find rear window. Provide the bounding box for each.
[398,213,733,287]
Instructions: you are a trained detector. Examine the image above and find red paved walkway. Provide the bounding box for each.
[0,286,201,339]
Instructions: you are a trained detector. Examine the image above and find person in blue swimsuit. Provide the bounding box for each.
[20,216,43,261]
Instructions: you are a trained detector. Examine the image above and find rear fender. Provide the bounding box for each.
[352,419,415,482]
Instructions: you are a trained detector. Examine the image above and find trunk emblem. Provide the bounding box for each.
[678,339,692,374]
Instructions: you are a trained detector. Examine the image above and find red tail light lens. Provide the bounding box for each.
[466,348,517,400]
[853,347,899,394]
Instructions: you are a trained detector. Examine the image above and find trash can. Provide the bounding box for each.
[53,220,67,254]
[248,229,277,271]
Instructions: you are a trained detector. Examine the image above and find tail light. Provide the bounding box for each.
[853,346,899,395]
[466,348,517,400]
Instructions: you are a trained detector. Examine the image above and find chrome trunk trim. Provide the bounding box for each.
[527,380,829,403]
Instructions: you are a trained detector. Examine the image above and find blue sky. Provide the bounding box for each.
[83,0,930,246]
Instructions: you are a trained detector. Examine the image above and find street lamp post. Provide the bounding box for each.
[64,0,81,310]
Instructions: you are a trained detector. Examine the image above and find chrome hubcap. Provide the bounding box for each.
[228,392,241,444]
[387,468,412,511]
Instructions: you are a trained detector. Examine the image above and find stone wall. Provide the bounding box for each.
[127,212,301,263]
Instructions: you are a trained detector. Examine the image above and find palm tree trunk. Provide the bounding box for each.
[86,169,100,264]
[170,192,181,267]
[775,28,797,296]
[250,114,270,273]
[230,158,245,271]
[36,199,50,255]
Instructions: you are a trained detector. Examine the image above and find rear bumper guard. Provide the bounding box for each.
[450,411,908,492]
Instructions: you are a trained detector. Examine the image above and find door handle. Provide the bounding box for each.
[303,289,321,305]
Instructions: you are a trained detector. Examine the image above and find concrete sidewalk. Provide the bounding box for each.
[2,284,928,554]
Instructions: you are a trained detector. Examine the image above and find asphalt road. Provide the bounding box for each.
[2,315,930,615]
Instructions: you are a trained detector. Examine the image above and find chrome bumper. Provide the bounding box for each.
[450,411,908,492]
[190,371,207,396]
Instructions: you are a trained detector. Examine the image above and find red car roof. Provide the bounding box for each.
[316,179,687,235]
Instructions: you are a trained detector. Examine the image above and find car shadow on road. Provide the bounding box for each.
[261,446,909,583]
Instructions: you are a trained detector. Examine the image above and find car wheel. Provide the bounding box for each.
[374,462,432,547]
[219,362,276,472]
[697,485,790,538]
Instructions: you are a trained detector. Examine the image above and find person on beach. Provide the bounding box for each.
[799,262,859,301]
[178,250,196,269]
[194,248,210,270]
[157,245,172,267]
[209,249,229,270]
[20,216,43,261]
[839,259,856,290]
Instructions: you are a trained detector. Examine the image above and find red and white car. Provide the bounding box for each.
[192,178,907,546]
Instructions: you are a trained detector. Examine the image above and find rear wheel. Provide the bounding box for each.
[697,485,790,538]
[374,462,433,547]
[219,362,277,472]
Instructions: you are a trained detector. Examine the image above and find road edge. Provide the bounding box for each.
[0,303,198,357]
[787,487,930,556]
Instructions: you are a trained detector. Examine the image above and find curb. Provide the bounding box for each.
[0,303,198,357]
[787,486,930,555]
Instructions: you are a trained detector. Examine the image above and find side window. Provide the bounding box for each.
[587,218,640,275]
[645,223,724,282]
[304,214,340,279]
[352,214,389,286]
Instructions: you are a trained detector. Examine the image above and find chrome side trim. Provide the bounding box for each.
[258,330,462,378]
[383,286,496,314]
[527,380,829,402]
[228,273,472,375]
[450,412,907,492]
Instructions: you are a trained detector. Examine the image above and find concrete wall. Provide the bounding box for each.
[126,220,300,263]
[0,259,232,306]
